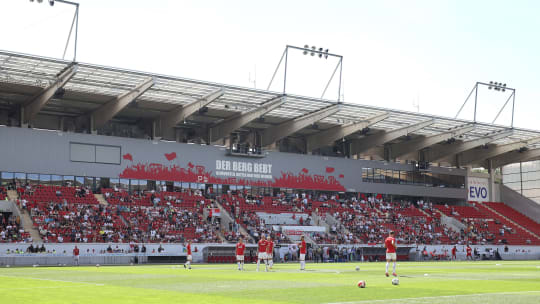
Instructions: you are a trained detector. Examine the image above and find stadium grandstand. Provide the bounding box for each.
[0,47,540,268]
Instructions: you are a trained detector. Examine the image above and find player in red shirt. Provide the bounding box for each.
[384,231,397,277]
[451,245,457,260]
[266,236,274,270]
[298,235,307,270]
[73,246,80,266]
[236,237,246,271]
[257,234,268,272]
[184,240,192,269]
[466,244,472,261]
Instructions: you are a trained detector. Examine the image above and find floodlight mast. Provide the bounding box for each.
[455,81,516,127]
[267,45,344,103]
[30,0,80,62]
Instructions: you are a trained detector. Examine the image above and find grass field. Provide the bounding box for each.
[0,261,539,304]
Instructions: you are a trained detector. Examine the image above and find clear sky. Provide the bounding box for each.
[1,0,539,130]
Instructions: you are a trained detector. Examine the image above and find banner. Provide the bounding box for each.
[467,177,489,202]
[281,226,326,235]
[210,208,221,217]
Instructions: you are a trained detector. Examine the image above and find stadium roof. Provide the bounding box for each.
[1,49,540,166]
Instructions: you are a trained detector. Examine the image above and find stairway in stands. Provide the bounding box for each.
[476,202,540,242]
[7,189,43,242]
[94,194,109,205]
[213,200,254,242]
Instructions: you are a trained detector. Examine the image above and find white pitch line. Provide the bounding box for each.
[326,290,540,304]
[0,286,80,290]
[0,275,105,286]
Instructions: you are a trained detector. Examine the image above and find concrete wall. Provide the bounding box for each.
[411,244,540,261]
[0,126,467,199]
[500,184,540,224]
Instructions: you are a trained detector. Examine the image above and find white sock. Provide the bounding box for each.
[386,262,389,273]
[392,262,396,273]
[257,260,260,271]
[237,262,241,269]
[265,260,268,271]
[241,262,244,270]
[270,260,273,268]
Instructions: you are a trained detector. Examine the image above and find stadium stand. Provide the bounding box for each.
[1,181,540,246]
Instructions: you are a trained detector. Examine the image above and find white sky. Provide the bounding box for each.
[1,0,539,130]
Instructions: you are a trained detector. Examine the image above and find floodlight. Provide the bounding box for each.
[49,0,54,6]
[324,49,329,59]
[311,46,316,56]
[303,44,309,55]
[318,47,323,58]
[37,0,43,3]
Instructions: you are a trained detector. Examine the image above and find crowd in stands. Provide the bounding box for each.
[1,213,28,243]
[0,187,7,200]
[17,185,222,244]
[2,182,538,246]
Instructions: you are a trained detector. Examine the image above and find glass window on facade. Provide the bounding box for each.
[51,175,62,186]
[181,182,189,190]
[361,168,368,182]
[110,178,119,189]
[63,176,74,186]
[1,172,14,186]
[392,170,399,184]
[75,176,84,187]
[139,180,148,191]
[399,171,407,185]
[84,176,94,190]
[14,172,26,187]
[39,174,51,185]
[367,168,374,183]
[27,173,39,185]
[119,179,129,191]
[130,179,139,192]
[406,171,414,185]
[173,182,181,192]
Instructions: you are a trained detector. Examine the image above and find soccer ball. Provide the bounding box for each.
[5,265,9,268]
[355,266,360,271]
[96,264,100,268]
[392,278,399,285]
[357,280,366,288]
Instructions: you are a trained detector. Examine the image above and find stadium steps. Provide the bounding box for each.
[94,194,109,205]
[213,200,254,242]
[7,190,18,200]
[311,211,330,230]
[215,230,227,242]
[325,213,351,235]
[416,208,432,218]
[477,202,540,241]
[19,209,43,242]
[373,206,385,216]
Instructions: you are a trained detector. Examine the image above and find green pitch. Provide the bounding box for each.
[1,261,539,304]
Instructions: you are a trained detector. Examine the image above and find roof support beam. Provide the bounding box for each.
[92,77,155,130]
[489,148,540,168]
[389,124,475,160]
[209,95,285,143]
[459,136,540,166]
[350,119,435,155]
[261,104,340,147]
[425,129,513,162]
[23,64,78,124]
[158,88,224,139]
[306,112,389,151]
